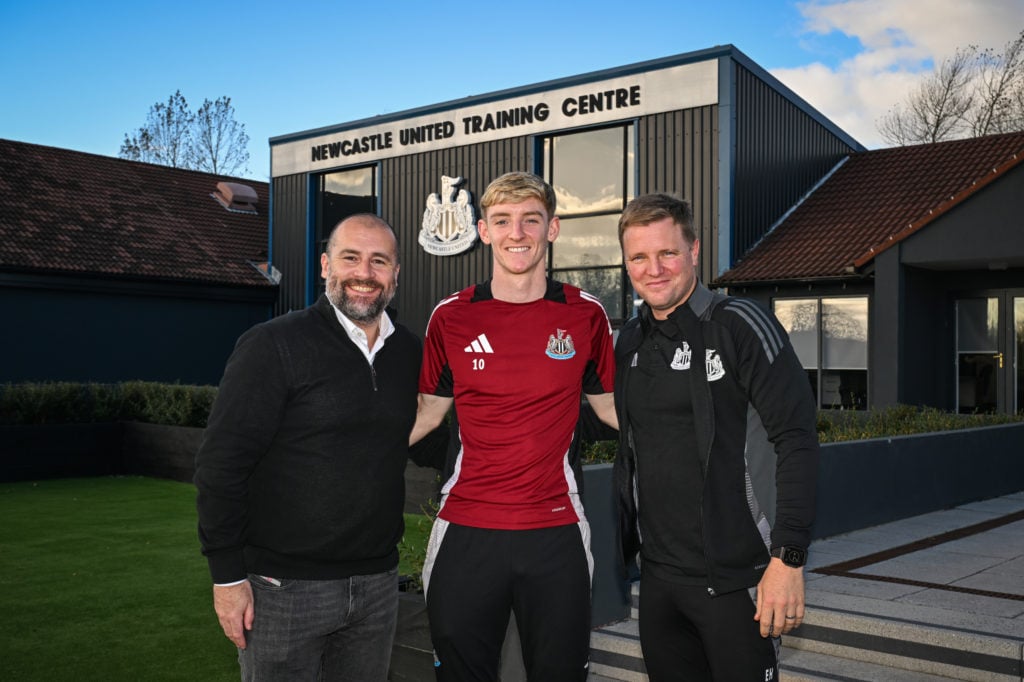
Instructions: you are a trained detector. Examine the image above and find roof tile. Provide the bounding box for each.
[717,132,1024,285]
[0,138,273,288]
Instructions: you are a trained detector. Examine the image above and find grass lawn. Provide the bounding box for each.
[0,476,432,681]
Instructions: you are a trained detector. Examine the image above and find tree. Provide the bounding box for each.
[189,96,250,175]
[119,91,250,176]
[119,90,193,168]
[878,30,1024,145]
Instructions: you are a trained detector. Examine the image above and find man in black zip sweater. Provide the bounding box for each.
[614,194,819,681]
[195,214,436,681]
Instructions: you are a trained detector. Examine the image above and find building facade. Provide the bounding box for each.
[268,45,861,336]
[717,133,1024,415]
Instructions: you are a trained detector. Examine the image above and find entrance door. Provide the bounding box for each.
[1015,297,1024,414]
[956,297,1001,414]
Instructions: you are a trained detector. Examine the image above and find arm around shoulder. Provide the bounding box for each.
[409,393,453,446]
[585,392,618,432]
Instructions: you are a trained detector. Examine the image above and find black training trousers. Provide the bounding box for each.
[424,521,592,681]
[639,572,780,681]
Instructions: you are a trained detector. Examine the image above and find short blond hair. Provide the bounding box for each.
[480,171,556,218]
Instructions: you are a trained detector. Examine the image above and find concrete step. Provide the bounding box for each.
[788,589,1024,682]
[588,582,1024,681]
[589,619,971,681]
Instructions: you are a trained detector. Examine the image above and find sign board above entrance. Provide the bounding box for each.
[271,60,718,177]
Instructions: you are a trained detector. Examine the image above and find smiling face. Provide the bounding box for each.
[478,197,560,280]
[320,216,399,326]
[622,216,700,320]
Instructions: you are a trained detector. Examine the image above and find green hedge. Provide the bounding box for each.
[3,382,1021,458]
[581,404,1022,463]
[815,404,1021,443]
[0,382,217,428]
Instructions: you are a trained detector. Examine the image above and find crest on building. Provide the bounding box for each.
[545,329,576,360]
[419,175,477,256]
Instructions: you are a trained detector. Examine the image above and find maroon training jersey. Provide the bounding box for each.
[420,280,616,530]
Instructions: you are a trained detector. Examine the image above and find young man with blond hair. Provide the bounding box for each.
[410,171,618,680]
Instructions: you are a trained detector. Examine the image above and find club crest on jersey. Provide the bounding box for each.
[545,329,576,360]
[670,342,692,370]
[705,349,726,381]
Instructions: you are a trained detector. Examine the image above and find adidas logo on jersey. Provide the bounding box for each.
[464,333,494,353]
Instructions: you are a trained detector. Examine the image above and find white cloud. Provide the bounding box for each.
[770,0,1023,148]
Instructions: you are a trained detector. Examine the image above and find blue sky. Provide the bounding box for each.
[2,0,1020,180]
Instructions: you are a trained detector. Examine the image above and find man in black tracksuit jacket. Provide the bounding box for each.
[614,194,818,681]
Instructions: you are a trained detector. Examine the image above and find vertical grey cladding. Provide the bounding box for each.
[270,173,310,317]
[732,64,857,264]
[637,105,720,283]
[380,136,534,337]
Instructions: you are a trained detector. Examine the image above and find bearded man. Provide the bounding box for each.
[195,214,426,681]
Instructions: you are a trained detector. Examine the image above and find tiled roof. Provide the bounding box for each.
[716,132,1024,285]
[0,138,273,288]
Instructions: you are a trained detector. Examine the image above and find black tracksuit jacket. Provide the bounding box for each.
[614,282,819,596]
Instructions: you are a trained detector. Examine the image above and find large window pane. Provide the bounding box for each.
[559,268,623,319]
[775,296,868,410]
[550,127,625,215]
[317,166,376,251]
[544,124,633,324]
[552,215,622,268]
[822,297,868,369]
[774,299,818,369]
[957,298,999,352]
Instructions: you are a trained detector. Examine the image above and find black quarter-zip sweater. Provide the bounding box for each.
[195,295,422,584]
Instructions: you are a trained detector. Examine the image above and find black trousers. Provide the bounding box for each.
[423,521,592,681]
[639,573,779,682]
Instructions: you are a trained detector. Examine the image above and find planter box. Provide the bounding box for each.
[0,423,122,482]
[121,422,203,483]
[582,463,631,627]
[814,422,1024,538]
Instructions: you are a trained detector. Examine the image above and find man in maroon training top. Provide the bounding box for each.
[409,171,618,681]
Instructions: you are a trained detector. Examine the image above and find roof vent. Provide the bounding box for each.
[212,182,259,214]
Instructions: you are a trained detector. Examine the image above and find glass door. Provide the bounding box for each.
[1015,297,1024,414]
[956,297,1001,414]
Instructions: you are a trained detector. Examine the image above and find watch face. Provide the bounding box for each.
[782,547,807,567]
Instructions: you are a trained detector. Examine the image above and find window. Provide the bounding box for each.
[314,166,377,298]
[774,297,869,409]
[543,125,634,321]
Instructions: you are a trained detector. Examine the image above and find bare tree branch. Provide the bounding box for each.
[970,30,1024,136]
[189,96,250,176]
[877,30,1024,146]
[119,91,250,176]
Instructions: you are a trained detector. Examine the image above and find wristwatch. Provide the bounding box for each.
[770,546,807,568]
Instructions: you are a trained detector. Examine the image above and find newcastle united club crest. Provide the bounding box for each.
[545,329,576,360]
[419,175,477,256]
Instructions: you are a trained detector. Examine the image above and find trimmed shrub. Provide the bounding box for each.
[582,404,1024,464]
[0,382,217,428]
